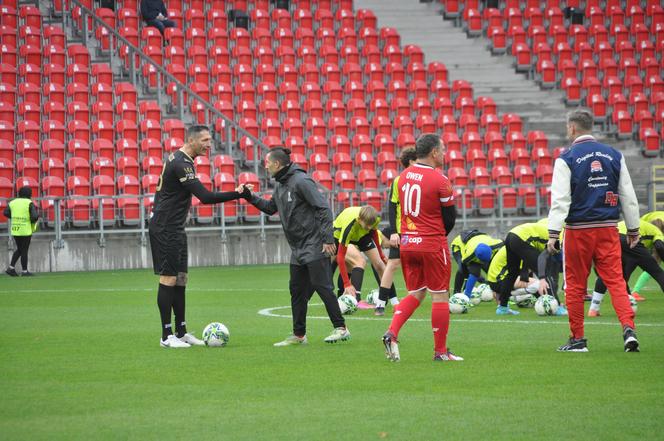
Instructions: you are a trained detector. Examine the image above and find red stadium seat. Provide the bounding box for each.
[335,170,356,191]
[68,157,91,181]
[141,156,163,175]
[67,139,91,162]
[17,157,39,181]
[117,156,139,178]
[115,138,138,161]
[0,157,12,181]
[91,175,115,226]
[66,176,91,221]
[213,172,238,223]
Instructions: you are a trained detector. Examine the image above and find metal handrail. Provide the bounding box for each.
[67,0,267,177]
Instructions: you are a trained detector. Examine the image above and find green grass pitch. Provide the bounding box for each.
[1,264,663,440]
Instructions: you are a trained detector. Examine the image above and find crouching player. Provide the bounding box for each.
[460,233,504,298]
[630,211,664,301]
[332,205,388,308]
[588,219,664,316]
[486,245,566,315]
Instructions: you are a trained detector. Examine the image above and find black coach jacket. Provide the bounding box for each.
[248,164,335,265]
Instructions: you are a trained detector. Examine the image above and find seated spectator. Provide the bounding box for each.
[140,0,176,36]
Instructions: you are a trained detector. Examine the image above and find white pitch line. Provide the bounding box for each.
[257,304,664,328]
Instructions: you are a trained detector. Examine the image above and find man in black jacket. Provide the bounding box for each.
[241,147,349,346]
[140,0,175,35]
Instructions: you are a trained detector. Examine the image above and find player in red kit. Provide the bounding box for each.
[381,134,461,362]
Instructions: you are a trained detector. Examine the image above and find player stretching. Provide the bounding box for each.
[150,125,246,348]
[381,134,461,362]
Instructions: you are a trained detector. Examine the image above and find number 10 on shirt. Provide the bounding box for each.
[401,182,421,217]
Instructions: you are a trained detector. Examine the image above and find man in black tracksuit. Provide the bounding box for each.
[241,147,349,346]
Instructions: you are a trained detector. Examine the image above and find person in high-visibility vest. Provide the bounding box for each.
[332,205,388,308]
[588,218,664,317]
[629,211,664,301]
[4,186,39,277]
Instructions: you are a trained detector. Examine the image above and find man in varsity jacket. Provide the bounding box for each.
[547,109,641,353]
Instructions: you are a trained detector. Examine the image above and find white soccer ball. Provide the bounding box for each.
[449,293,470,314]
[366,289,379,305]
[466,289,482,306]
[338,294,358,314]
[534,295,559,316]
[628,294,638,314]
[512,293,537,308]
[473,283,494,302]
[202,322,230,347]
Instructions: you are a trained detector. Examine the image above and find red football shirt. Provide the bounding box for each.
[398,163,455,252]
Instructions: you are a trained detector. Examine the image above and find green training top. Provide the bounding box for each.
[333,206,381,246]
[486,246,508,283]
[450,234,464,255]
[462,234,503,265]
[390,176,402,234]
[510,222,549,252]
[618,220,664,250]
[641,211,664,223]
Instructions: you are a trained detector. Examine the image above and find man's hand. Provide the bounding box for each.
[156,13,165,20]
[236,183,253,198]
[538,278,550,296]
[322,243,336,257]
[626,232,640,249]
[389,233,400,248]
[343,285,357,297]
[546,238,560,254]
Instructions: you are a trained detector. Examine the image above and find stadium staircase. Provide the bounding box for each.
[357,0,661,209]
[439,0,662,204]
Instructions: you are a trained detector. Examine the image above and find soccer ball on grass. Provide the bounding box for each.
[512,293,537,308]
[449,293,471,314]
[534,295,559,316]
[338,294,358,314]
[202,322,230,347]
[472,283,494,302]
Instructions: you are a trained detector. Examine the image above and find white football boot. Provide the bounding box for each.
[160,334,191,348]
[179,333,205,346]
[323,327,351,343]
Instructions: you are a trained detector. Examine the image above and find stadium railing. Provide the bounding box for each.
[1,182,588,249]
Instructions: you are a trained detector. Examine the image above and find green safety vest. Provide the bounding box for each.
[9,198,34,237]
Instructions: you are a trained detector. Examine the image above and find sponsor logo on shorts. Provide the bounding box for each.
[401,234,422,245]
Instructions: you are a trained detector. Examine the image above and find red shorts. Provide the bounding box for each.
[400,247,451,293]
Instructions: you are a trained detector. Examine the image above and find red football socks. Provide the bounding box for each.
[431,302,450,354]
[388,294,421,338]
